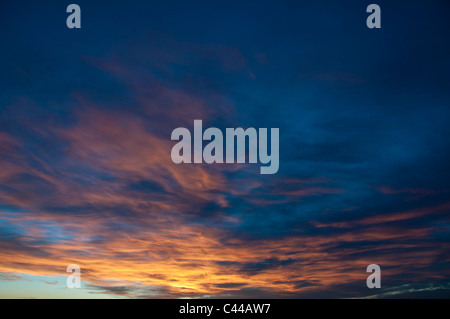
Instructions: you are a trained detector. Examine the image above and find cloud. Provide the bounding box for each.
[0,273,28,282]
[40,280,58,285]
[1,17,450,298]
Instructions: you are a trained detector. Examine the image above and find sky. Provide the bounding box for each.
[0,0,450,298]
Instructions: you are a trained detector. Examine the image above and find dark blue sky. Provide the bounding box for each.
[0,0,449,298]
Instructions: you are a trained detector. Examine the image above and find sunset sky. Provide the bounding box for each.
[1,0,450,298]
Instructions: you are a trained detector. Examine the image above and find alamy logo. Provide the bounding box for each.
[66,264,81,288]
[66,4,81,29]
[366,264,381,288]
[171,120,279,174]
